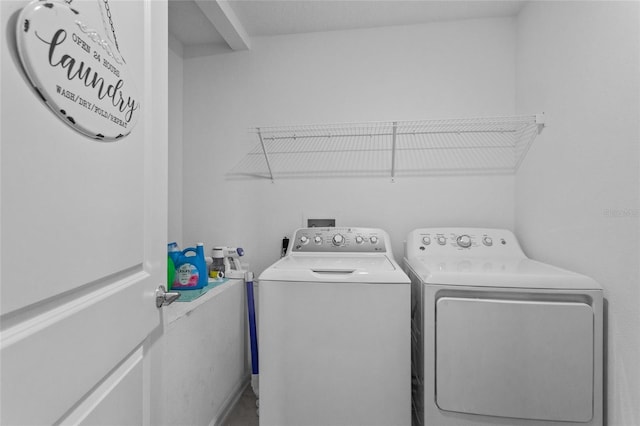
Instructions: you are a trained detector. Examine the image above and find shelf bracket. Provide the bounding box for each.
[257,128,275,182]
[391,121,398,182]
[535,113,546,133]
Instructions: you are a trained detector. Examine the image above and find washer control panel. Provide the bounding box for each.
[292,227,387,253]
[406,228,525,258]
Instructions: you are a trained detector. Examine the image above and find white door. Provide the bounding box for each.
[0,0,168,424]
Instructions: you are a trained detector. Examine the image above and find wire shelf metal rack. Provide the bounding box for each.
[226,114,545,181]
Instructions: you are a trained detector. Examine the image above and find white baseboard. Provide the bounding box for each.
[211,374,251,426]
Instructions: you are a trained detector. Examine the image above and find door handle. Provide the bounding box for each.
[156,285,180,308]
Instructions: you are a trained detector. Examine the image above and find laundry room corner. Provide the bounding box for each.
[165,29,250,426]
[181,16,520,274]
[164,2,640,425]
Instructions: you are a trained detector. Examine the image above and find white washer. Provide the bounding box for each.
[404,228,603,426]
[258,227,411,426]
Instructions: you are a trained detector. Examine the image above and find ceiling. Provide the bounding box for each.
[168,0,526,51]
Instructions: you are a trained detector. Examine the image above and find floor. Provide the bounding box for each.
[224,384,259,426]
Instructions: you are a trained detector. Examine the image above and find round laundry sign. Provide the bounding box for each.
[16,0,140,141]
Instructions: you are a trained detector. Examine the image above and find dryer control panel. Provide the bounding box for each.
[406,228,525,258]
[291,227,388,253]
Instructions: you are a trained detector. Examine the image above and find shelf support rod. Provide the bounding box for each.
[535,112,546,134]
[391,121,398,182]
[257,128,275,182]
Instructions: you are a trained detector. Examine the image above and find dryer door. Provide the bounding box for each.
[435,297,594,422]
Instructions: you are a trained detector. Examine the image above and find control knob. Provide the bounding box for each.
[332,234,345,246]
[437,236,447,245]
[300,236,309,244]
[456,235,472,248]
[422,236,431,245]
[370,236,379,244]
[314,236,323,244]
[482,236,493,246]
[355,235,364,244]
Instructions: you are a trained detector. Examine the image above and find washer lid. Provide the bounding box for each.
[259,254,410,283]
[405,256,601,290]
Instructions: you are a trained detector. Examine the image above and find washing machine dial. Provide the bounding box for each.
[332,234,345,246]
[370,236,379,245]
[355,235,364,244]
[314,236,323,245]
[483,236,493,246]
[422,236,431,245]
[437,236,447,245]
[300,236,309,244]
[456,235,472,248]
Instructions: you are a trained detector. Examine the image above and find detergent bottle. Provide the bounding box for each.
[167,256,175,291]
[167,242,181,290]
[172,243,208,290]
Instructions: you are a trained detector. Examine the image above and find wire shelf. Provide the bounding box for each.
[226,114,545,181]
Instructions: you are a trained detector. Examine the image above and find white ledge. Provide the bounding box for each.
[164,278,241,325]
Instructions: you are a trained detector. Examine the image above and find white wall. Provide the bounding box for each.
[515,2,640,425]
[168,34,184,245]
[182,18,518,273]
[162,281,247,426]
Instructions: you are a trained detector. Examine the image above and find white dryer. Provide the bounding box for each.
[258,227,411,426]
[404,228,603,426]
